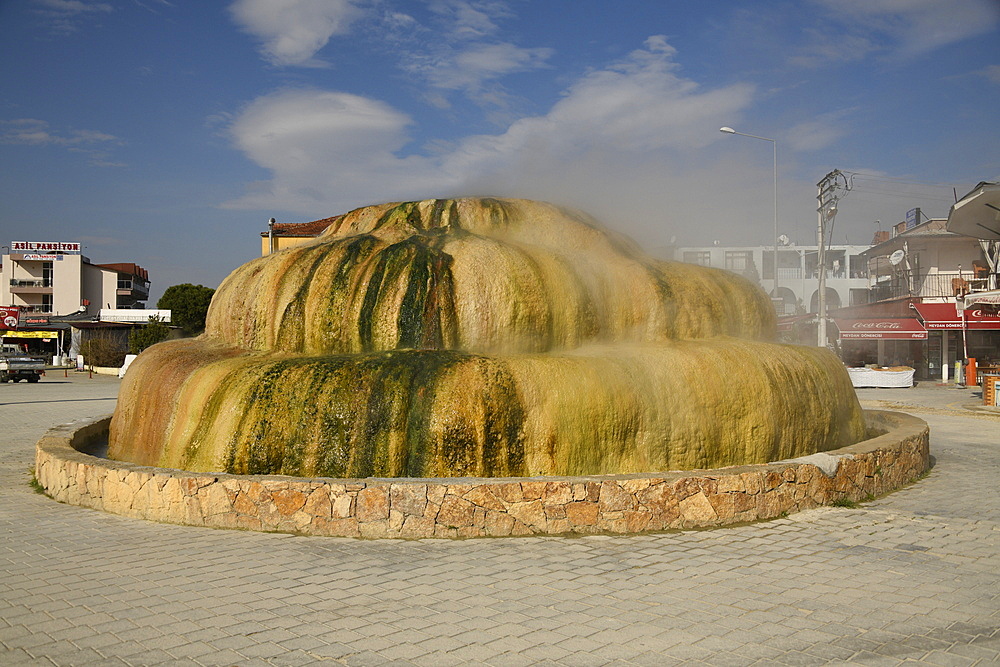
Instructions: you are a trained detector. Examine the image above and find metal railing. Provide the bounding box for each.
[870,270,996,302]
[9,279,52,288]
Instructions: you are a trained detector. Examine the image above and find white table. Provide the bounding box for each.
[847,367,914,388]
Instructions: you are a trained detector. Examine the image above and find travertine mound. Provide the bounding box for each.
[109,198,865,477]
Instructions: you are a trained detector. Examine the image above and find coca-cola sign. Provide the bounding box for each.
[835,318,927,340]
[852,321,901,329]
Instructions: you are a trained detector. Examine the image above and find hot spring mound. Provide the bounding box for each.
[109,198,865,478]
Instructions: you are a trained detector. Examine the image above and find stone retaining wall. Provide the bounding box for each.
[35,411,929,538]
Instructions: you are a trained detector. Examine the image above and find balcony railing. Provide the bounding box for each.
[870,270,996,302]
[10,279,52,288]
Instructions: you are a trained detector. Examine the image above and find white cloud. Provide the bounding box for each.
[225,89,446,211]
[32,0,112,34]
[803,0,999,63]
[420,42,553,92]
[785,109,856,151]
[228,0,363,67]
[0,118,118,146]
[0,118,123,167]
[426,0,507,40]
[223,36,759,247]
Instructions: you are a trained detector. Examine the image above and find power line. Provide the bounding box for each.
[843,171,962,190]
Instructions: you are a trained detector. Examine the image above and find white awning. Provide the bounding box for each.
[946,182,1000,240]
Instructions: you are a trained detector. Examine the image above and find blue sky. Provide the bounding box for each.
[2,0,998,304]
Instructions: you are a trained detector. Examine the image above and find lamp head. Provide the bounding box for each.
[719,127,736,134]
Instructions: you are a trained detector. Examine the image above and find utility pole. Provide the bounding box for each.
[816,170,852,348]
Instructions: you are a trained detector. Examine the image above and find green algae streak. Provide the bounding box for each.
[108,198,865,477]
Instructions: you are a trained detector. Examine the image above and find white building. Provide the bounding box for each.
[1,241,149,317]
[671,242,871,316]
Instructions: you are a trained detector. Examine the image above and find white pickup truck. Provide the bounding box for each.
[0,344,45,383]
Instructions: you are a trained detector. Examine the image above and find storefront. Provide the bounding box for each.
[834,317,928,373]
[911,302,1000,382]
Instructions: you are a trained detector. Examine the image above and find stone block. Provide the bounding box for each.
[426,484,446,505]
[542,481,573,505]
[716,474,745,493]
[197,482,233,517]
[303,487,332,519]
[490,482,524,504]
[331,492,353,518]
[437,495,475,527]
[356,487,389,522]
[508,500,546,528]
[313,516,359,537]
[390,483,427,516]
[619,478,651,494]
[462,485,505,511]
[272,488,307,516]
[679,491,718,525]
[543,503,567,519]
[624,510,651,532]
[564,501,599,526]
[520,481,546,500]
[399,516,434,537]
[598,481,635,512]
[764,471,783,490]
[484,510,515,536]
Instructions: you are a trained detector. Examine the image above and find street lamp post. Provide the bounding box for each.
[720,127,779,304]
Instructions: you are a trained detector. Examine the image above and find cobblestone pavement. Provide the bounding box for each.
[1,373,998,666]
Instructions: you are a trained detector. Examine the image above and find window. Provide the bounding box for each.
[725,251,753,272]
[683,251,711,266]
[42,261,53,288]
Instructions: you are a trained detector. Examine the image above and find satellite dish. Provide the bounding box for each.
[778,234,790,246]
[889,249,905,266]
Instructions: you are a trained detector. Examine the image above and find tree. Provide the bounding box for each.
[129,315,170,353]
[79,334,128,368]
[157,283,215,336]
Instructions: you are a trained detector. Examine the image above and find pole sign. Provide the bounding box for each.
[0,306,19,330]
[10,241,81,253]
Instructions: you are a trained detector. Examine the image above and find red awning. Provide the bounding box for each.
[834,318,927,340]
[911,302,1000,330]
[776,314,813,332]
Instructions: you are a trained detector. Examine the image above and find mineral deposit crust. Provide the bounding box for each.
[108,198,866,478]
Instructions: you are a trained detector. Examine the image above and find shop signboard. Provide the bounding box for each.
[10,241,81,253]
[1,306,19,330]
[911,303,1000,330]
[834,318,927,340]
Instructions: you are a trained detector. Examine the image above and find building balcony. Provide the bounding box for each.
[117,280,149,300]
[9,279,53,294]
[869,270,996,302]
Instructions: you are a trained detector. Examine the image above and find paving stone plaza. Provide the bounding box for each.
[1,373,998,665]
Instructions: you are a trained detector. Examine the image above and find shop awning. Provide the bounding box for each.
[834,318,927,340]
[776,314,813,332]
[962,290,1000,307]
[911,302,1000,330]
[2,330,59,339]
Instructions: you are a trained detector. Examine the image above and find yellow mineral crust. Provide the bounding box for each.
[108,197,865,477]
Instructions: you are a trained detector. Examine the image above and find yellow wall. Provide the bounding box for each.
[260,236,316,256]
